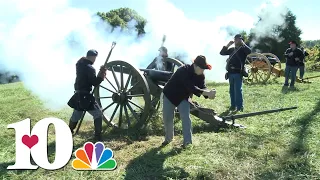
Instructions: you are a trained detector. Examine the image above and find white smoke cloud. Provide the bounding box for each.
[0,0,286,110]
[250,0,289,46]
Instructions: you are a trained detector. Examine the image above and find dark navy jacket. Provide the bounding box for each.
[284,48,305,67]
[74,57,104,92]
[220,44,251,74]
[163,64,207,106]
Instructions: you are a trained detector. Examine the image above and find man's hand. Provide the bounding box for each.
[100,66,107,72]
[226,41,234,47]
[98,66,107,79]
[289,52,294,56]
[203,89,216,99]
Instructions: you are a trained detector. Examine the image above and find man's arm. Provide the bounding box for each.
[284,49,290,57]
[298,49,305,60]
[146,58,156,69]
[174,67,207,97]
[196,76,209,99]
[87,66,104,86]
[220,46,234,55]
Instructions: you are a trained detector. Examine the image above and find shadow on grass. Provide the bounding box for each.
[0,161,37,178]
[123,146,189,180]
[257,100,320,179]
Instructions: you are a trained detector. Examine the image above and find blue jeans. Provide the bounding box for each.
[162,95,192,145]
[228,73,243,109]
[284,65,298,86]
[298,65,305,79]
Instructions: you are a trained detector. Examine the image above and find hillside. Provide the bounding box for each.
[1,72,320,179]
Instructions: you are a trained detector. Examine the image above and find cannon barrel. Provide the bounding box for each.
[140,69,173,82]
[222,106,298,121]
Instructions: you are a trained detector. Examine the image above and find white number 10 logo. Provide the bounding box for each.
[7,118,73,170]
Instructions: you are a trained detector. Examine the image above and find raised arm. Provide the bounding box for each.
[220,46,234,56]
[284,49,290,57]
[87,66,104,86]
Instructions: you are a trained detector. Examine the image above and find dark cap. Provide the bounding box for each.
[289,41,297,45]
[159,46,168,53]
[193,55,212,70]
[234,34,243,40]
[86,49,98,57]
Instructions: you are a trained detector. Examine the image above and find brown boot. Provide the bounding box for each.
[69,120,78,134]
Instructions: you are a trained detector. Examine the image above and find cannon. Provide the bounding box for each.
[92,54,297,131]
[243,52,320,84]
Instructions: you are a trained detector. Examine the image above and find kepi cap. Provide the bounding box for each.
[86,49,98,57]
[234,34,243,40]
[193,55,212,70]
[159,46,168,53]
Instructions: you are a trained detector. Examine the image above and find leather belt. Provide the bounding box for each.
[74,90,91,94]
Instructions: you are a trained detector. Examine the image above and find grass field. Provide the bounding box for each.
[1,71,320,180]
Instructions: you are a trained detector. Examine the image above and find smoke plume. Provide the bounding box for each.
[0,0,287,110]
[249,0,289,47]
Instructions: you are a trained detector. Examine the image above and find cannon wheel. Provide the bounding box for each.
[244,53,271,84]
[94,60,151,130]
[262,53,282,78]
[151,57,184,113]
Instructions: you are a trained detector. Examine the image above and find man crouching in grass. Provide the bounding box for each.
[161,55,216,148]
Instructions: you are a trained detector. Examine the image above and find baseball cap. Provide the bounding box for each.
[86,49,98,57]
[193,55,212,70]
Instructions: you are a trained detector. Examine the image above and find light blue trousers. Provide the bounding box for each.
[162,95,192,145]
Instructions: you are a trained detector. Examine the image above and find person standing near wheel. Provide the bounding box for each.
[147,46,174,72]
[283,41,304,88]
[220,34,251,112]
[161,55,216,148]
[67,49,107,141]
[298,47,309,80]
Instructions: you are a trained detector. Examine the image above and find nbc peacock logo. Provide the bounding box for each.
[72,142,117,170]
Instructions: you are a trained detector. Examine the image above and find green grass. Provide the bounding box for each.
[1,72,320,180]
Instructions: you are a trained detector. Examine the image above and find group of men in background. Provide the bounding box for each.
[284,40,309,88]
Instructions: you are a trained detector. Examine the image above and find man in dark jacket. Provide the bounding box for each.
[220,34,251,112]
[298,47,309,80]
[162,55,216,147]
[284,41,304,87]
[67,49,107,141]
[147,46,173,72]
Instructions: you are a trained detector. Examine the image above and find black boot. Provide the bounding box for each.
[69,120,78,134]
[93,117,103,141]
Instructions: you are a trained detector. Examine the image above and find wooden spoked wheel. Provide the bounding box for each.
[262,53,282,78]
[94,60,151,130]
[244,53,272,84]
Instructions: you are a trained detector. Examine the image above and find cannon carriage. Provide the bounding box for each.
[243,52,320,84]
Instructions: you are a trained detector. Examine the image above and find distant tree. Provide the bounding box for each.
[97,8,147,36]
[248,10,302,61]
[301,40,320,48]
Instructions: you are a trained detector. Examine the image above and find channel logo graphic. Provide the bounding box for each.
[72,142,117,170]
